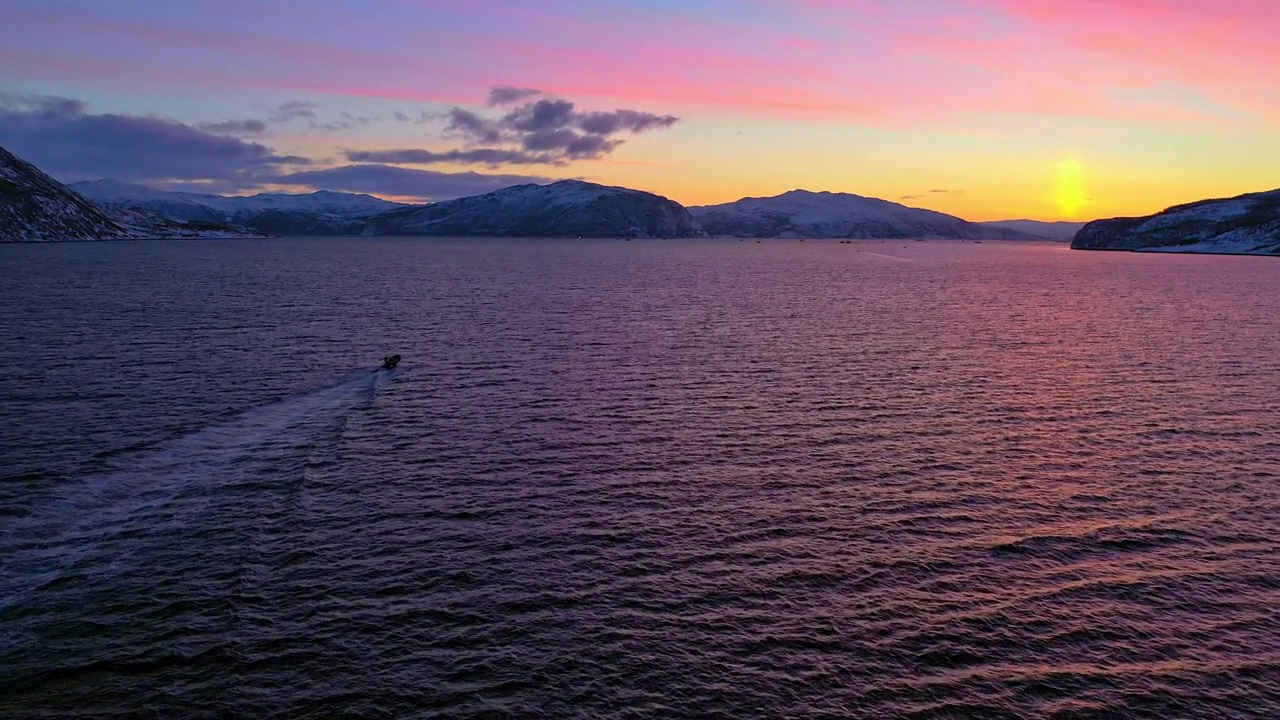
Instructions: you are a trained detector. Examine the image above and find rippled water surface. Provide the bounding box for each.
[2,238,1279,719]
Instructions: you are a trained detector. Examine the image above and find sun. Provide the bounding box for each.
[1056,159,1085,219]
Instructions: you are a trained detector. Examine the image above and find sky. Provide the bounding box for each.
[2,0,1279,221]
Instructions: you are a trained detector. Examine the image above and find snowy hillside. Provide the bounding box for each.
[690,190,986,239]
[70,181,409,230]
[1072,190,1280,255]
[191,190,408,219]
[67,177,698,238]
[0,145,127,241]
[367,180,705,238]
[70,180,228,223]
[100,204,266,239]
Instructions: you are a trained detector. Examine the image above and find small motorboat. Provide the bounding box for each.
[381,354,401,370]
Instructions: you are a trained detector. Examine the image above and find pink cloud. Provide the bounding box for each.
[966,0,1280,107]
[777,0,1280,125]
[4,0,1277,130]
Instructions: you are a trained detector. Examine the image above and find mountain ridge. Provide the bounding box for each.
[366,179,705,238]
[5,141,1082,242]
[70,179,407,228]
[1072,189,1280,255]
[8,141,1278,252]
[690,189,996,239]
[0,146,128,241]
[978,219,1084,241]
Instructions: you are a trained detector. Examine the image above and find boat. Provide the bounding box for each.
[381,354,401,370]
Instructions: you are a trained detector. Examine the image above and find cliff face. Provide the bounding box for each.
[366,180,706,238]
[0,145,127,242]
[1072,190,1280,255]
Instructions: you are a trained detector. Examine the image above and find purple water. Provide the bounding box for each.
[2,238,1278,718]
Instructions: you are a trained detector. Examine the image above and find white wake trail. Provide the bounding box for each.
[0,367,396,612]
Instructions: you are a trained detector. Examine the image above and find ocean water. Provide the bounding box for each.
[1,237,1278,719]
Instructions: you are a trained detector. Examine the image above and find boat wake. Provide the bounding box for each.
[0,367,396,614]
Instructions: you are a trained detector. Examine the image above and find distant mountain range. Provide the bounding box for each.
[688,190,1079,240]
[365,179,703,238]
[0,143,1074,243]
[3,143,1276,254]
[978,219,1085,241]
[70,179,406,236]
[1,145,703,241]
[691,190,980,239]
[1072,190,1280,255]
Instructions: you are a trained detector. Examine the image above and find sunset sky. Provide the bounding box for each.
[2,0,1278,221]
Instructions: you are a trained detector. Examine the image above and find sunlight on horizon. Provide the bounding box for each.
[1056,160,1086,219]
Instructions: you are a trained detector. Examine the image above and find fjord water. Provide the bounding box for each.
[1,238,1278,719]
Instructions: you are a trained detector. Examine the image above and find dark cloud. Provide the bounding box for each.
[565,134,623,158]
[576,109,678,135]
[264,164,556,202]
[520,128,581,152]
[518,129,621,159]
[0,93,86,116]
[392,110,434,125]
[488,86,543,106]
[0,95,308,186]
[312,111,372,132]
[0,89,676,196]
[504,99,576,132]
[196,119,267,135]
[345,148,560,166]
[902,189,964,201]
[269,102,371,131]
[270,101,320,123]
[445,108,504,144]
[428,89,680,165]
[359,92,674,167]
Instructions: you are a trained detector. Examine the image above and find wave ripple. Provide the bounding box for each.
[2,238,1278,718]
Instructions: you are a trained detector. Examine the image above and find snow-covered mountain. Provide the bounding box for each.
[1,145,128,241]
[367,180,705,238]
[67,180,228,223]
[193,190,408,219]
[100,204,266,239]
[66,177,699,238]
[0,148,268,241]
[69,180,408,228]
[979,220,1086,241]
[690,190,989,239]
[1072,190,1280,255]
